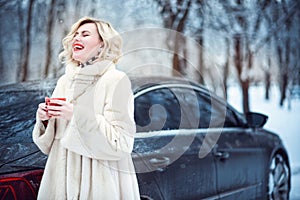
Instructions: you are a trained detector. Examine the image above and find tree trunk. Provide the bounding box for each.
[44,0,56,78]
[20,0,34,82]
[279,72,288,106]
[241,80,250,114]
[234,34,250,113]
[172,33,181,76]
[265,71,271,100]
[198,35,205,85]
[279,40,290,106]
[243,44,253,114]
[223,38,230,100]
[265,57,271,100]
[16,2,25,82]
[172,0,191,76]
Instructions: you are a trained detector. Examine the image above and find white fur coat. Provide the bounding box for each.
[32,60,140,199]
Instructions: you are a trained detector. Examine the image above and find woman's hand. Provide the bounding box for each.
[37,102,51,121]
[47,100,74,121]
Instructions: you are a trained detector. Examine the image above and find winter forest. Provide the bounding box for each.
[0,0,299,113]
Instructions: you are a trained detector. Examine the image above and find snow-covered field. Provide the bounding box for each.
[227,85,300,200]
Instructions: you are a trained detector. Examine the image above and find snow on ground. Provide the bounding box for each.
[227,84,300,200]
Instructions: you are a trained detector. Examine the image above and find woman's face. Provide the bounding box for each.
[72,23,103,63]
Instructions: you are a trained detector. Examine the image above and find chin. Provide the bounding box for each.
[72,56,84,64]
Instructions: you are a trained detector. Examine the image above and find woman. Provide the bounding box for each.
[33,17,140,199]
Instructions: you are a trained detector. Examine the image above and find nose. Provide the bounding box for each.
[73,34,81,42]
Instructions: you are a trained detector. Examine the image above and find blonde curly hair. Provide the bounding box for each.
[59,17,122,65]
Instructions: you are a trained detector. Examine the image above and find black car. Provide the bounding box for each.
[0,76,291,199]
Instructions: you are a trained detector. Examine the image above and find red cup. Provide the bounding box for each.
[45,97,66,106]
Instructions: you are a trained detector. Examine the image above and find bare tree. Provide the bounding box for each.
[205,0,292,113]
[264,57,271,100]
[156,0,192,76]
[44,0,57,78]
[223,37,230,99]
[203,0,237,97]
[280,1,300,106]
[17,1,26,82]
[270,0,299,107]
[1,0,21,83]
[253,0,272,101]
[253,0,300,106]
[233,33,251,113]
[206,0,256,113]
[18,0,35,82]
[190,0,207,85]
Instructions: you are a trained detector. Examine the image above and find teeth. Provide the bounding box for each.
[74,44,83,50]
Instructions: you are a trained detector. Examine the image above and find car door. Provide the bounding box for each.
[132,85,218,200]
[214,129,266,199]
[205,100,266,199]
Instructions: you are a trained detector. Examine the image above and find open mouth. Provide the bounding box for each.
[73,43,84,51]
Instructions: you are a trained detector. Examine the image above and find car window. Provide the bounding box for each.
[191,89,240,128]
[167,87,239,129]
[134,86,240,133]
[134,88,181,132]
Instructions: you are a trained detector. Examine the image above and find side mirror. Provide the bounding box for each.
[245,112,268,128]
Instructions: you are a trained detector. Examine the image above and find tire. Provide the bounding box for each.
[268,153,291,200]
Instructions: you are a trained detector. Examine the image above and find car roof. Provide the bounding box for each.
[129,76,211,95]
[0,75,207,94]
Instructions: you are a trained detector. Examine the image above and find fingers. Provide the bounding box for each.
[47,100,65,113]
[47,110,61,118]
[38,102,47,111]
[37,103,50,121]
[37,100,73,121]
[47,104,63,117]
[47,100,73,121]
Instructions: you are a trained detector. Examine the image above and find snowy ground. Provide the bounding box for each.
[227,85,300,200]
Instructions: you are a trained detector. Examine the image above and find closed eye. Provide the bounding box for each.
[82,30,91,37]
[73,30,91,38]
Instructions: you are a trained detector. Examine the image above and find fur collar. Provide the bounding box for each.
[65,60,115,81]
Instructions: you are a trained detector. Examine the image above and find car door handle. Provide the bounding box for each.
[213,151,230,160]
[149,157,170,168]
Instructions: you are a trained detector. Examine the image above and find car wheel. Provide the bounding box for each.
[268,153,290,200]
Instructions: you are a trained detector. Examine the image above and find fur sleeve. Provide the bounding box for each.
[32,75,67,154]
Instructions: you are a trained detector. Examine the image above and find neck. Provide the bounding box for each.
[78,48,102,68]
